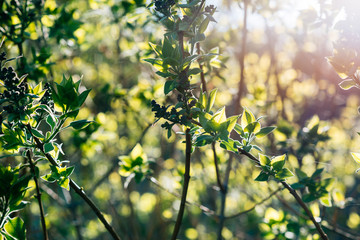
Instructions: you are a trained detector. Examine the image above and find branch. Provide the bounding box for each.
[238,149,328,240]
[217,154,233,240]
[322,221,360,240]
[26,125,121,240]
[26,151,48,240]
[281,181,328,240]
[212,142,225,193]
[233,0,248,115]
[171,128,192,240]
[196,42,207,92]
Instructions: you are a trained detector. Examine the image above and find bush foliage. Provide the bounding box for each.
[1,0,360,239]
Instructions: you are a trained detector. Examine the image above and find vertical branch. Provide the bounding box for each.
[171,129,192,240]
[217,154,233,240]
[26,151,49,240]
[197,42,207,92]
[233,0,248,114]
[212,142,225,193]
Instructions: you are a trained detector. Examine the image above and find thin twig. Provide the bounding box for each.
[26,125,121,240]
[217,154,233,240]
[212,142,225,193]
[26,151,48,240]
[233,0,248,114]
[225,187,283,219]
[322,221,360,240]
[171,129,192,240]
[196,42,207,92]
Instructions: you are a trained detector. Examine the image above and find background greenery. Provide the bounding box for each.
[1,0,360,239]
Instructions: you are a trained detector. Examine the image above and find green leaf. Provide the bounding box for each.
[4,217,26,240]
[241,108,256,129]
[243,145,252,152]
[155,71,175,78]
[195,134,214,146]
[271,154,286,171]
[220,139,238,153]
[148,42,162,56]
[64,166,75,178]
[302,193,318,202]
[46,115,56,131]
[255,126,276,138]
[225,115,239,133]
[60,109,79,120]
[31,129,44,139]
[275,168,294,180]
[58,177,70,191]
[164,80,177,95]
[187,68,202,76]
[44,142,55,153]
[351,152,360,164]
[207,89,217,112]
[234,123,244,137]
[291,182,305,189]
[320,194,332,207]
[254,171,269,181]
[41,173,57,182]
[244,121,261,134]
[9,201,29,215]
[199,17,210,33]
[143,58,162,66]
[77,89,91,108]
[259,154,271,166]
[167,127,172,139]
[295,168,308,180]
[311,168,324,179]
[162,38,174,58]
[212,107,226,124]
[69,120,93,130]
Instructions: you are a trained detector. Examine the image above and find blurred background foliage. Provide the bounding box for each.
[1,0,360,239]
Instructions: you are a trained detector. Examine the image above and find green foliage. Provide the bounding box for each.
[0,0,360,239]
[255,154,294,182]
[291,168,334,206]
[0,166,30,239]
[118,143,151,187]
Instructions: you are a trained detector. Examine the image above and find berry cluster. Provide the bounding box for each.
[205,5,215,13]
[40,82,53,107]
[154,0,176,16]
[151,100,188,131]
[0,53,29,116]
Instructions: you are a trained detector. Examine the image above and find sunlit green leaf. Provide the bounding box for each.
[44,142,54,153]
[271,154,286,171]
[255,126,276,138]
[259,154,271,166]
[69,120,93,130]
[254,171,269,181]
[4,217,26,240]
[241,108,256,129]
[164,80,177,95]
[275,168,294,180]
